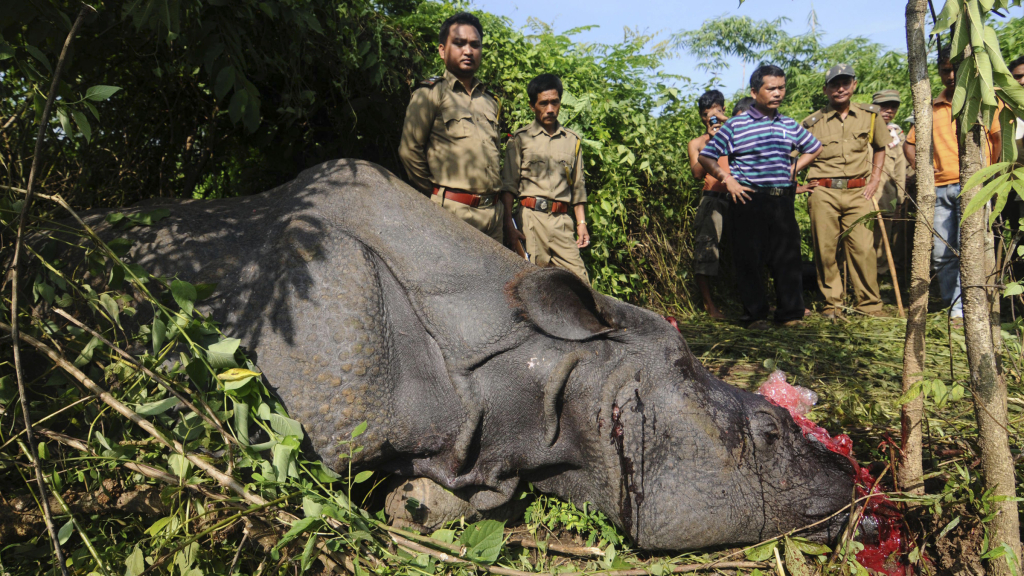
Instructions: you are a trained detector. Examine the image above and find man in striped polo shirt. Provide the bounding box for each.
[698,65,822,329]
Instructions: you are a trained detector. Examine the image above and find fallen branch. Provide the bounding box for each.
[7,6,95,574]
[507,536,604,558]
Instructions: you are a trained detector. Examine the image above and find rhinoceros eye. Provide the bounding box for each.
[750,409,782,451]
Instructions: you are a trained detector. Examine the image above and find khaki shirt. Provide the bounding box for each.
[398,70,501,194]
[802,102,890,180]
[501,120,587,204]
[876,123,907,205]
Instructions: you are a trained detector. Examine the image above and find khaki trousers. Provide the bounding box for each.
[522,208,589,282]
[432,191,504,243]
[808,185,881,313]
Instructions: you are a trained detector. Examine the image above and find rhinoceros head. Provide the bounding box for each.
[511,269,854,550]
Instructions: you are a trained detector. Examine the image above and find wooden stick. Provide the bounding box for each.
[506,536,604,558]
[872,197,905,317]
[7,6,95,574]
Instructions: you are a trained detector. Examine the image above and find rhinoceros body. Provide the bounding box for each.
[90,159,852,550]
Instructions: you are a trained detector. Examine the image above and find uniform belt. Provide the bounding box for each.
[749,185,795,197]
[811,178,867,190]
[432,186,496,208]
[521,196,569,214]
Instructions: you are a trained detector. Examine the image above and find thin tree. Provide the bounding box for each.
[930,0,1024,572]
[899,0,933,496]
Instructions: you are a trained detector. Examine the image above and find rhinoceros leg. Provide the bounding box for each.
[384,478,530,530]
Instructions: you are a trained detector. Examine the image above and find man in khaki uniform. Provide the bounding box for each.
[871,90,907,273]
[398,12,504,243]
[801,63,890,319]
[501,74,590,281]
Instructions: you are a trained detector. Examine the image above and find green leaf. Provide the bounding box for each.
[153,316,166,354]
[131,208,170,226]
[25,45,52,74]
[73,336,102,367]
[207,338,241,369]
[789,537,831,555]
[57,519,73,545]
[125,546,145,576]
[353,470,373,484]
[215,66,235,100]
[272,442,296,482]
[146,516,173,536]
[459,520,505,564]
[351,421,368,439]
[933,0,960,31]
[100,293,121,327]
[962,173,1010,223]
[168,453,190,478]
[72,109,91,142]
[301,533,318,571]
[275,517,321,552]
[961,161,1010,195]
[85,85,121,101]
[0,42,14,61]
[784,536,811,576]
[952,57,975,116]
[57,106,72,136]
[1004,282,1024,297]
[229,89,247,124]
[744,539,778,561]
[171,279,197,315]
[136,396,180,416]
[270,413,304,440]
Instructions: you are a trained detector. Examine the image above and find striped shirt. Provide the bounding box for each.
[700,107,821,188]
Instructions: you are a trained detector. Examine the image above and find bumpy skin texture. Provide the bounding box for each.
[86,160,853,550]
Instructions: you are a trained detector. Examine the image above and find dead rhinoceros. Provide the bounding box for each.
[89,159,852,550]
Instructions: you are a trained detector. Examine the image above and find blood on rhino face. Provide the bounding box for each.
[519,272,854,551]
[616,357,854,549]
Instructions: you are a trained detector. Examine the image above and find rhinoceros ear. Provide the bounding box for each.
[512,268,614,340]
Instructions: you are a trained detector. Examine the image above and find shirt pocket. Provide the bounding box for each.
[479,105,499,141]
[850,127,871,155]
[441,104,473,139]
[523,152,549,178]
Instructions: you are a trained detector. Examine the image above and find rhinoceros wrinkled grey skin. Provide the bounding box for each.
[87,159,854,550]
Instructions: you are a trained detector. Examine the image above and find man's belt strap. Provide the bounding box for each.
[521,196,569,214]
[749,185,795,197]
[811,178,868,190]
[432,186,496,208]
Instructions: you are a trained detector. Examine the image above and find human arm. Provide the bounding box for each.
[698,155,751,204]
[903,126,917,171]
[698,125,751,204]
[500,137,526,254]
[573,203,589,248]
[687,135,709,180]
[398,88,439,194]
[862,148,885,200]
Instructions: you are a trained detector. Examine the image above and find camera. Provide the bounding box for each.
[708,116,720,126]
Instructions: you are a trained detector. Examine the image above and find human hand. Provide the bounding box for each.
[796,182,815,194]
[576,221,590,248]
[862,180,879,200]
[706,112,727,137]
[504,219,526,254]
[724,175,753,204]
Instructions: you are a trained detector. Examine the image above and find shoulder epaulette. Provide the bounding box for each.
[563,126,582,140]
[512,125,530,136]
[413,77,443,91]
[802,109,825,129]
[857,102,881,114]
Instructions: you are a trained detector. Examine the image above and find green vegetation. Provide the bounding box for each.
[2,1,1024,575]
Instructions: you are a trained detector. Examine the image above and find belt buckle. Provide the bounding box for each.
[835,179,848,190]
[536,198,550,212]
[478,194,494,208]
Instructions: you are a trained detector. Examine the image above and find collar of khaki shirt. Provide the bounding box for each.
[443,69,485,96]
[527,119,568,138]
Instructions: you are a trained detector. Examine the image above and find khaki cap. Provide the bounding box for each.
[825,63,856,83]
[872,90,901,104]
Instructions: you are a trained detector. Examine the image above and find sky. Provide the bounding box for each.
[470,0,911,94]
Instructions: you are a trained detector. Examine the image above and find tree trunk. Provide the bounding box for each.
[899,0,933,496]
[960,121,1022,576]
